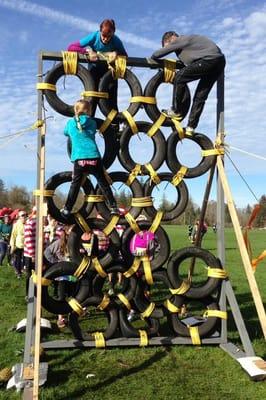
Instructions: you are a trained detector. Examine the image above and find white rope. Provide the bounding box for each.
[229,145,266,162]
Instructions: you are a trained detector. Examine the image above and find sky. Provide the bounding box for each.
[0,0,266,209]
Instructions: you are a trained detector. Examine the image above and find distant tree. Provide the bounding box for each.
[7,185,31,211]
[254,195,266,227]
[115,189,131,208]
[0,178,8,207]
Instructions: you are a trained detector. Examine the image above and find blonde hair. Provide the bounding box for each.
[74,99,92,117]
[74,99,92,131]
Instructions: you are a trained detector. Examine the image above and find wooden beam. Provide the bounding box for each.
[216,156,266,339]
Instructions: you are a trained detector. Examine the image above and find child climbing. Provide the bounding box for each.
[61,99,119,218]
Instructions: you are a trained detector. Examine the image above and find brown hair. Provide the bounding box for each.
[161,31,179,46]
[100,19,116,32]
[74,99,92,117]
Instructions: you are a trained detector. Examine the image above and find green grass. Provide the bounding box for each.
[0,226,265,399]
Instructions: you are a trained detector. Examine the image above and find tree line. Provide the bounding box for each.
[1,178,266,227]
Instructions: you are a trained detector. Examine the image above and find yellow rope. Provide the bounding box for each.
[189,326,201,345]
[67,297,84,316]
[93,332,106,348]
[74,213,91,233]
[131,196,153,207]
[169,279,190,295]
[164,59,176,83]
[122,110,138,134]
[92,257,107,277]
[125,213,141,233]
[97,294,111,310]
[84,194,105,203]
[117,293,131,310]
[74,257,90,278]
[126,164,142,185]
[150,211,164,233]
[81,91,109,99]
[99,109,118,133]
[145,163,161,184]
[141,302,155,319]
[147,114,166,137]
[31,271,51,286]
[163,299,181,313]
[62,51,78,75]
[124,258,141,278]
[139,330,149,347]
[103,215,120,235]
[33,189,54,197]
[203,310,227,319]
[113,56,127,79]
[171,166,188,186]
[36,83,56,91]
[130,96,156,104]
[206,267,228,279]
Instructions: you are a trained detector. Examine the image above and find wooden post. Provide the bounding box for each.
[216,156,266,339]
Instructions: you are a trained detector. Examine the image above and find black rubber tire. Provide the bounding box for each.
[44,171,94,224]
[169,296,219,337]
[44,62,95,117]
[144,70,191,126]
[166,132,216,178]
[92,264,137,308]
[118,121,166,175]
[68,298,119,341]
[68,218,120,269]
[143,172,189,222]
[121,221,170,272]
[134,269,174,319]
[98,69,142,122]
[167,247,223,299]
[41,261,90,315]
[95,171,143,220]
[119,307,159,338]
[67,118,118,169]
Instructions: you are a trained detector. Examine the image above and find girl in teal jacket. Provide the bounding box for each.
[61,99,118,217]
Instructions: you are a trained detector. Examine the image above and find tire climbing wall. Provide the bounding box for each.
[37,53,228,347]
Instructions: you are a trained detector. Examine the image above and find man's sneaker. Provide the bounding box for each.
[110,207,119,215]
[161,108,182,120]
[185,126,194,135]
[60,207,71,218]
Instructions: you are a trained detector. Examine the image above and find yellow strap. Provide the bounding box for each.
[202,148,225,156]
[99,109,118,133]
[117,293,131,311]
[126,164,142,186]
[163,299,181,313]
[142,256,153,285]
[147,114,166,137]
[206,267,228,279]
[124,257,141,278]
[93,332,106,348]
[81,91,109,99]
[139,330,149,347]
[113,56,127,79]
[131,196,153,207]
[189,326,201,345]
[74,212,91,233]
[171,116,184,138]
[203,310,227,319]
[164,59,176,83]
[125,213,140,233]
[62,51,78,75]
[97,294,110,311]
[150,211,163,233]
[31,120,45,129]
[31,271,51,286]
[67,297,84,316]
[103,215,120,236]
[145,163,161,184]
[84,194,105,203]
[122,110,138,134]
[92,257,107,277]
[33,189,54,197]
[36,82,56,91]
[130,96,156,104]
[169,279,190,295]
[171,166,188,186]
[74,256,90,278]
[141,302,155,319]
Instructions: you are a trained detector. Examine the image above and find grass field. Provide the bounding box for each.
[0,225,265,400]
